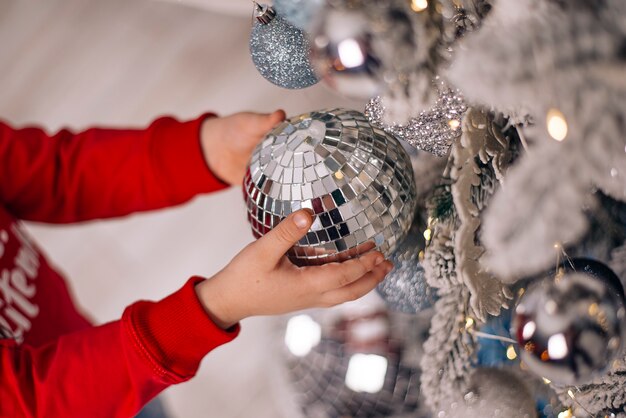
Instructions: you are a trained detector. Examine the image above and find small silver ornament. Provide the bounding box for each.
[273,0,323,30]
[376,212,438,314]
[365,83,467,157]
[513,258,626,385]
[250,3,319,89]
[308,1,415,100]
[444,368,537,418]
[243,108,417,265]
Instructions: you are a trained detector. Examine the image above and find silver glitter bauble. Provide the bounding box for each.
[250,4,319,89]
[308,1,415,100]
[283,309,432,418]
[442,368,537,418]
[376,212,438,314]
[273,0,323,30]
[243,108,417,266]
[513,258,626,385]
[365,82,467,157]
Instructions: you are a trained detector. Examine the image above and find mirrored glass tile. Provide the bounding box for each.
[312,197,324,214]
[364,223,376,239]
[293,168,303,183]
[356,212,369,227]
[302,183,313,200]
[280,150,294,166]
[344,234,357,248]
[274,144,286,158]
[293,152,304,168]
[338,203,354,220]
[331,189,346,206]
[304,151,317,166]
[324,157,340,172]
[329,208,343,224]
[303,166,317,182]
[322,175,336,193]
[292,185,302,201]
[335,238,348,252]
[288,135,306,151]
[312,180,325,196]
[341,184,356,200]
[314,144,331,159]
[306,232,319,245]
[337,223,350,237]
[317,229,330,243]
[354,229,367,244]
[282,184,291,201]
[322,194,335,211]
[319,213,332,228]
[315,163,329,178]
[347,217,359,232]
[327,226,340,241]
[283,167,293,184]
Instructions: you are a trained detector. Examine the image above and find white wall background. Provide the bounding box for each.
[0,0,361,416]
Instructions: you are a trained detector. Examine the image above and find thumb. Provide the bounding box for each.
[254,209,313,265]
[253,109,286,133]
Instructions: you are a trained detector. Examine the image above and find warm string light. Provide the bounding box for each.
[410,0,428,12]
[547,108,568,141]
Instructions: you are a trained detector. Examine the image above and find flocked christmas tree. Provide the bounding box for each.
[247,0,626,417]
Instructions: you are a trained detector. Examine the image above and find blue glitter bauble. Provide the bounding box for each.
[250,14,319,89]
[273,0,323,30]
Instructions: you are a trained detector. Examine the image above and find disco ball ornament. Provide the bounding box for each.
[309,1,414,100]
[243,108,417,266]
[376,212,438,314]
[283,309,432,418]
[273,0,323,30]
[513,258,626,385]
[250,3,319,89]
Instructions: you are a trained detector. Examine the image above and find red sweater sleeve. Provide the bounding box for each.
[0,115,229,223]
[0,277,239,418]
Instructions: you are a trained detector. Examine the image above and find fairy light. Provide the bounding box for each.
[542,377,551,384]
[557,409,573,418]
[465,317,474,329]
[423,228,432,241]
[410,0,428,12]
[448,119,461,130]
[506,345,517,360]
[547,108,568,141]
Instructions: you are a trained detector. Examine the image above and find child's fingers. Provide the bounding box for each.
[252,209,313,266]
[319,263,392,307]
[305,251,385,291]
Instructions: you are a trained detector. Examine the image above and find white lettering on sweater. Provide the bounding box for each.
[0,224,40,342]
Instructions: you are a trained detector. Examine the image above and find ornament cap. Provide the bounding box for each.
[253,2,276,24]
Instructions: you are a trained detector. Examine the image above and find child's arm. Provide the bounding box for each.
[0,210,392,417]
[0,111,284,223]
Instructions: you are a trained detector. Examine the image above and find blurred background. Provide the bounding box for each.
[0,0,360,416]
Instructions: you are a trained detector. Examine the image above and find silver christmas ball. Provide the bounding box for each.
[308,1,415,99]
[283,309,431,418]
[250,4,319,89]
[376,212,438,314]
[513,258,626,385]
[442,368,537,418]
[273,0,323,30]
[243,108,417,266]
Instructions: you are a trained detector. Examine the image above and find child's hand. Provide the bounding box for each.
[200,110,286,185]
[195,209,393,329]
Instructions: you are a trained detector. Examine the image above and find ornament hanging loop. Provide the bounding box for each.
[252,2,277,24]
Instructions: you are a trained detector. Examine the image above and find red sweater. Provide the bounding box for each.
[0,115,240,417]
